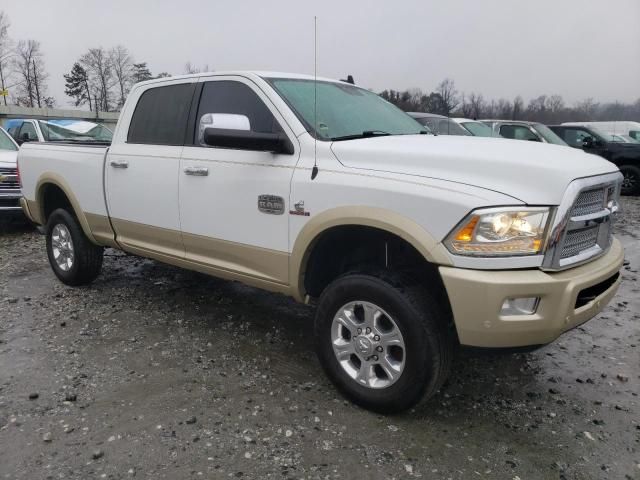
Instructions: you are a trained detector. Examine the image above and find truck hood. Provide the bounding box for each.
[0,149,18,168]
[330,135,619,204]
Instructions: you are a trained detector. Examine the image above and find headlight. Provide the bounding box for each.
[445,207,551,256]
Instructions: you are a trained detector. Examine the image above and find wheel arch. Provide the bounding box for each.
[289,206,451,302]
[35,173,98,244]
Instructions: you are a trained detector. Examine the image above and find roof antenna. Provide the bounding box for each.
[311,16,319,180]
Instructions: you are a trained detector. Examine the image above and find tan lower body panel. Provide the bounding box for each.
[182,231,288,284]
[85,213,119,248]
[109,218,291,295]
[110,218,186,258]
[439,238,624,348]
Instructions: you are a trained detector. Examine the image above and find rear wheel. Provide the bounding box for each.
[620,165,640,195]
[46,208,103,286]
[314,271,453,413]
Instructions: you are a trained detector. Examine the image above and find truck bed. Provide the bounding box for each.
[19,142,111,222]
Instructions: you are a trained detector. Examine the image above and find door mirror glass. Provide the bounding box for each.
[198,113,250,145]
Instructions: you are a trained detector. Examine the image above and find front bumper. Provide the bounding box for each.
[439,237,624,348]
[0,193,23,213]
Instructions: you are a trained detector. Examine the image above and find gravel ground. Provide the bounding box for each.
[0,198,638,480]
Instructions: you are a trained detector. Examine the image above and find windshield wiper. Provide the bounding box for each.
[331,130,391,141]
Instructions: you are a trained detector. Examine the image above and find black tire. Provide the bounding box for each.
[620,164,640,196]
[314,271,453,413]
[45,208,103,286]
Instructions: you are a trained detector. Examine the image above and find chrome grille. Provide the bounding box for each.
[542,172,622,271]
[0,167,20,192]
[561,226,599,259]
[570,188,605,217]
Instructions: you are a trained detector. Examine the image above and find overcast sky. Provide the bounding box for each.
[3,0,639,108]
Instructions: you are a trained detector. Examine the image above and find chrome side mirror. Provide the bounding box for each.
[198,113,250,144]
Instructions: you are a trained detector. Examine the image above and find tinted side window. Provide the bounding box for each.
[562,128,595,147]
[500,125,538,141]
[127,83,194,145]
[195,81,281,144]
[19,122,38,141]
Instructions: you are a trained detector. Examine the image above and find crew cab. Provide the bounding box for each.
[18,72,624,413]
[0,126,22,216]
[549,124,640,195]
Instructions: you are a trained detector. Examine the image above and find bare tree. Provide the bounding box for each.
[13,39,53,107]
[546,94,565,113]
[0,11,13,106]
[460,93,473,117]
[184,62,210,74]
[468,92,485,119]
[496,98,513,119]
[109,45,133,109]
[512,96,524,119]
[436,78,459,116]
[81,47,114,112]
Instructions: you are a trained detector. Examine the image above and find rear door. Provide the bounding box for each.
[106,80,196,258]
[179,76,299,284]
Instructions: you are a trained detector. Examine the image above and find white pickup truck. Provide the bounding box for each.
[18,72,624,413]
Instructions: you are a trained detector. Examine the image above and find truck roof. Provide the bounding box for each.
[133,71,347,89]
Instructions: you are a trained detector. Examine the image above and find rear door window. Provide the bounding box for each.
[127,83,195,145]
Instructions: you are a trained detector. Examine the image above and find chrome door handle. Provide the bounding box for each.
[184,166,209,176]
[109,160,129,169]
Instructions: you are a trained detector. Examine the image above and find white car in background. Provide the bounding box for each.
[451,118,500,137]
[0,126,22,216]
[5,118,113,145]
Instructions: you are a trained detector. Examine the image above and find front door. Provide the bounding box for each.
[179,76,299,285]
[106,81,196,258]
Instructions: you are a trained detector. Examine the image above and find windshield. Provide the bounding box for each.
[0,128,18,151]
[533,124,567,146]
[38,120,113,142]
[461,121,496,137]
[415,117,471,136]
[267,79,427,140]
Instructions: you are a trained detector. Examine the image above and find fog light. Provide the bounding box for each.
[501,297,540,315]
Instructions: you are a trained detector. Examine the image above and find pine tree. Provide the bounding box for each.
[64,62,92,110]
[131,63,152,84]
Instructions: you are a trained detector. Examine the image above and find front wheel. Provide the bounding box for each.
[46,208,103,286]
[314,272,453,413]
[620,165,640,196]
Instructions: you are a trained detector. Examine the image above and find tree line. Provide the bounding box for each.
[1,9,639,123]
[381,78,640,124]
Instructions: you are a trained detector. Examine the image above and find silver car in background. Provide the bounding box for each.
[408,112,472,136]
[481,120,567,145]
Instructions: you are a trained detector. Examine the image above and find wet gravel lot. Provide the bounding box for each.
[1,198,638,480]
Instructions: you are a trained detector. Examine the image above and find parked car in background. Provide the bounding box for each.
[0,126,22,216]
[408,112,472,136]
[610,134,639,144]
[451,118,499,137]
[18,71,624,413]
[549,124,640,195]
[4,119,113,145]
[562,121,640,141]
[482,120,567,146]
